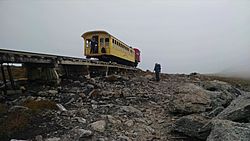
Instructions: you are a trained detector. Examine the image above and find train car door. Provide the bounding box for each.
[91,35,98,54]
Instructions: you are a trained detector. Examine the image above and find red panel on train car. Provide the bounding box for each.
[134,48,141,62]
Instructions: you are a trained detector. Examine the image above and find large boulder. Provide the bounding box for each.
[172,114,211,140]
[169,83,211,114]
[207,120,250,141]
[169,81,241,115]
[216,95,250,122]
[201,80,241,108]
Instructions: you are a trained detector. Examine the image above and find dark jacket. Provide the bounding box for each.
[154,64,161,73]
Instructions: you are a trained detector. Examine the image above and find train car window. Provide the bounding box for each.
[100,38,104,46]
[105,38,109,46]
[86,39,91,47]
[105,38,109,42]
[112,39,114,43]
[86,40,88,47]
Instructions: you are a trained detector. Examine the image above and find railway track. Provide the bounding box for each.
[0,49,137,70]
[0,49,139,94]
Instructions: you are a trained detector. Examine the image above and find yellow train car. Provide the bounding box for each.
[82,30,137,66]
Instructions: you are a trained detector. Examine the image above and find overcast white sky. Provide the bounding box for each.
[0,0,249,74]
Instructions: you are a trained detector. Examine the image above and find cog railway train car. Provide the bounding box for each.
[82,31,140,67]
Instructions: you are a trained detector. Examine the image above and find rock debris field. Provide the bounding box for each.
[1,71,250,141]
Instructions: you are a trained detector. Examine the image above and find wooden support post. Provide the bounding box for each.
[6,64,15,89]
[105,66,109,76]
[0,64,7,94]
[64,66,69,77]
[86,65,90,78]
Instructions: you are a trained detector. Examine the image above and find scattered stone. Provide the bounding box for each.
[56,103,67,111]
[79,93,86,98]
[73,80,81,85]
[92,104,98,109]
[48,90,58,95]
[144,74,154,80]
[35,135,43,141]
[120,106,143,117]
[45,137,61,141]
[143,125,155,134]
[124,120,134,127]
[106,115,117,124]
[8,105,29,112]
[65,98,75,105]
[61,128,93,140]
[118,135,132,141]
[207,119,250,141]
[89,120,106,132]
[172,114,211,140]
[87,84,95,89]
[73,117,87,124]
[2,70,247,141]
[10,139,29,141]
[105,75,121,82]
[77,108,89,116]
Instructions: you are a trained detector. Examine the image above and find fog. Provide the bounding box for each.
[0,0,250,74]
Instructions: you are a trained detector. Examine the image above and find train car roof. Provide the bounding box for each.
[82,30,110,38]
[82,30,135,51]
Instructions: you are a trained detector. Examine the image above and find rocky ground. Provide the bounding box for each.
[1,71,250,141]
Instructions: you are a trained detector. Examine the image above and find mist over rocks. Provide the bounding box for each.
[0,71,250,141]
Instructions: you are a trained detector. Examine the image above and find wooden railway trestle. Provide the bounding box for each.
[0,49,138,94]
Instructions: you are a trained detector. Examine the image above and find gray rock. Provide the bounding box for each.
[118,135,132,141]
[61,128,93,141]
[87,84,95,89]
[207,106,224,117]
[173,114,211,140]
[73,117,87,124]
[89,120,106,132]
[73,80,81,85]
[8,105,29,113]
[35,135,43,141]
[48,90,58,95]
[121,88,131,97]
[124,120,134,127]
[92,104,98,109]
[45,137,61,141]
[144,74,154,80]
[105,75,121,82]
[169,83,211,114]
[120,106,143,117]
[65,98,75,105]
[77,108,89,116]
[202,80,241,96]
[202,80,241,108]
[207,120,250,141]
[56,104,67,111]
[216,95,250,122]
[10,139,29,141]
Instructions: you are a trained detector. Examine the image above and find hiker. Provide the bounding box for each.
[154,63,161,81]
